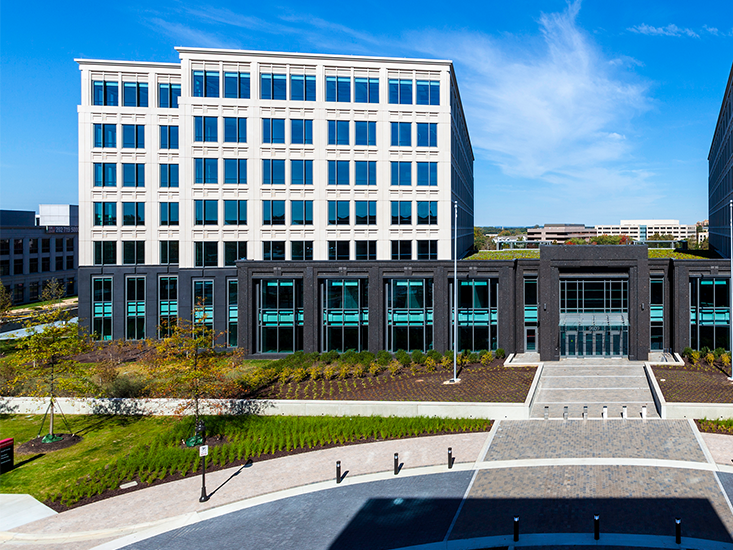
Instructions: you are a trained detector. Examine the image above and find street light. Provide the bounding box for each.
[729,200,732,381]
[452,201,459,383]
[196,419,209,502]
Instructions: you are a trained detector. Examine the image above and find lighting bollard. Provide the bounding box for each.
[602,406,608,419]
[544,406,549,420]
[394,453,399,475]
[448,447,453,469]
[583,406,588,420]
[336,460,342,484]
[513,516,519,542]
[642,405,647,419]
[563,406,568,420]
[594,514,600,540]
[197,420,209,503]
[675,518,681,544]
[622,405,627,419]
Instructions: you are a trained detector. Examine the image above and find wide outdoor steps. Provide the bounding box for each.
[530,360,659,419]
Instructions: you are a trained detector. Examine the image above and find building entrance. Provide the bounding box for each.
[560,324,627,357]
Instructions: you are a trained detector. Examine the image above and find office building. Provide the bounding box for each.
[595,220,697,241]
[76,47,474,344]
[709,63,733,258]
[526,224,595,242]
[0,206,78,305]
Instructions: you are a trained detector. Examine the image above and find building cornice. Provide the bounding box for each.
[75,59,181,69]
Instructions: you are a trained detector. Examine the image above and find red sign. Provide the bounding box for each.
[0,438,12,450]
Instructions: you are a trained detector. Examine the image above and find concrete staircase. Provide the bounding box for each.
[530,359,659,419]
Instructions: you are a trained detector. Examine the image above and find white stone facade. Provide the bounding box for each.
[76,48,474,269]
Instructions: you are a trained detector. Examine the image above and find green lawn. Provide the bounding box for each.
[0,414,491,508]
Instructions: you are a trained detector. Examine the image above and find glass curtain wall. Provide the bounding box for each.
[228,280,238,347]
[321,279,368,352]
[524,278,538,352]
[690,278,730,351]
[126,276,145,340]
[158,276,178,337]
[386,279,433,352]
[450,279,498,351]
[559,279,629,357]
[256,279,304,353]
[650,278,664,350]
[92,277,112,340]
[193,280,214,329]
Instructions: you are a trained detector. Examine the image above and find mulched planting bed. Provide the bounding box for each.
[17,434,83,454]
[695,419,733,435]
[653,360,733,403]
[43,424,492,513]
[251,362,536,403]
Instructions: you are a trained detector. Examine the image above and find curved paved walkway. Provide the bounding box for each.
[5,420,733,549]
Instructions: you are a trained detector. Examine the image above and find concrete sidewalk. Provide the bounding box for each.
[0,431,489,549]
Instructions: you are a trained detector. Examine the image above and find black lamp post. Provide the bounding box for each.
[196,419,209,502]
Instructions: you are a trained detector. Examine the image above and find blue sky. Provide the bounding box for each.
[1,0,732,226]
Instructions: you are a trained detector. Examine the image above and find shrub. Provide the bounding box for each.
[723,353,732,367]
[715,347,726,359]
[368,361,385,376]
[395,350,411,367]
[701,346,711,357]
[341,350,358,367]
[495,348,506,359]
[691,350,701,364]
[277,369,292,385]
[457,351,469,367]
[388,359,401,377]
[107,374,148,398]
[706,353,716,366]
[441,355,453,370]
[307,365,322,381]
[682,347,694,360]
[358,351,375,366]
[468,351,480,364]
[424,357,437,372]
[352,364,366,378]
[323,366,337,380]
[426,349,442,362]
[376,350,392,366]
[337,365,350,380]
[320,350,340,365]
[411,350,426,365]
[443,350,454,361]
[481,351,494,366]
[292,368,308,383]
[410,364,421,376]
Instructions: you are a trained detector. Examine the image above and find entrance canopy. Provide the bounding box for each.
[559,312,629,328]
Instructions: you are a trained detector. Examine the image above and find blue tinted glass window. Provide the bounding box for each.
[416,80,429,105]
[239,73,250,98]
[290,74,304,101]
[170,164,179,187]
[93,81,104,105]
[391,122,411,146]
[326,76,336,102]
[195,159,203,184]
[389,79,399,104]
[369,78,379,103]
[337,120,349,145]
[224,118,237,142]
[292,160,303,185]
[417,123,437,147]
[193,71,204,97]
[136,125,145,148]
[338,160,349,185]
[430,81,440,105]
[305,75,316,101]
[355,77,367,103]
[273,74,286,100]
[273,119,284,143]
[194,117,203,142]
[223,159,246,184]
[205,71,219,97]
[238,118,247,143]
[224,72,238,98]
[337,77,350,102]
[417,162,438,186]
[262,119,270,143]
[204,117,217,142]
[355,161,376,185]
[124,83,136,106]
[123,163,144,187]
[292,200,303,225]
[94,124,103,147]
[260,74,272,99]
[104,163,116,187]
[94,163,103,186]
[103,124,115,147]
[355,121,376,146]
[338,201,349,225]
[391,161,411,186]
[170,126,179,149]
[106,82,118,106]
[171,84,181,107]
[328,121,336,144]
[160,165,168,187]
[158,83,170,108]
[273,201,285,224]
[204,158,217,183]
[273,160,284,184]
[292,120,303,144]
[399,80,412,104]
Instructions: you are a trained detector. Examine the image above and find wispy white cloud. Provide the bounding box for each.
[628,23,699,38]
[146,17,239,49]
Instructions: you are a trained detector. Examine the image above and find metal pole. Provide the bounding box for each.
[198,420,209,502]
[453,200,458,382]
[729,200,732,380]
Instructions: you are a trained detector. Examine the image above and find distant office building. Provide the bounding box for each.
[526,224,595,242]
[709,64,733,257]
[0,206,78,304]
[594,220,697,241]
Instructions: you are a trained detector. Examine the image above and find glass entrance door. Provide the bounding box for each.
[525,327,536,352]
[566,332,577,355]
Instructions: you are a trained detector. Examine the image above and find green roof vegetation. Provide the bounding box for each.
[464,248,720,261]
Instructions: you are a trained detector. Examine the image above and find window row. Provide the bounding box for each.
[0,237,74,256]
[195,117,247,143]
[0,255,75,276]
[92,159,437,187]
[93,124,145,149]
[90,238,438,266]
[93,81,180,108]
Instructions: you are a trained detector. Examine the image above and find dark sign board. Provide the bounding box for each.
[0,438,13,474]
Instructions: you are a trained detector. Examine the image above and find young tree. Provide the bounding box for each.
[11,279,90,441]
[473,227,487,251]
[146,305,232,444]
[0,281,13,329]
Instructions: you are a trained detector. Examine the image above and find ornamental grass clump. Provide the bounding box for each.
[368,361,384,376]
[481,351,494,366]
[424,357,437,372]
[388,359,402,377]
[722,353,731,367]
[706,353,716,366]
